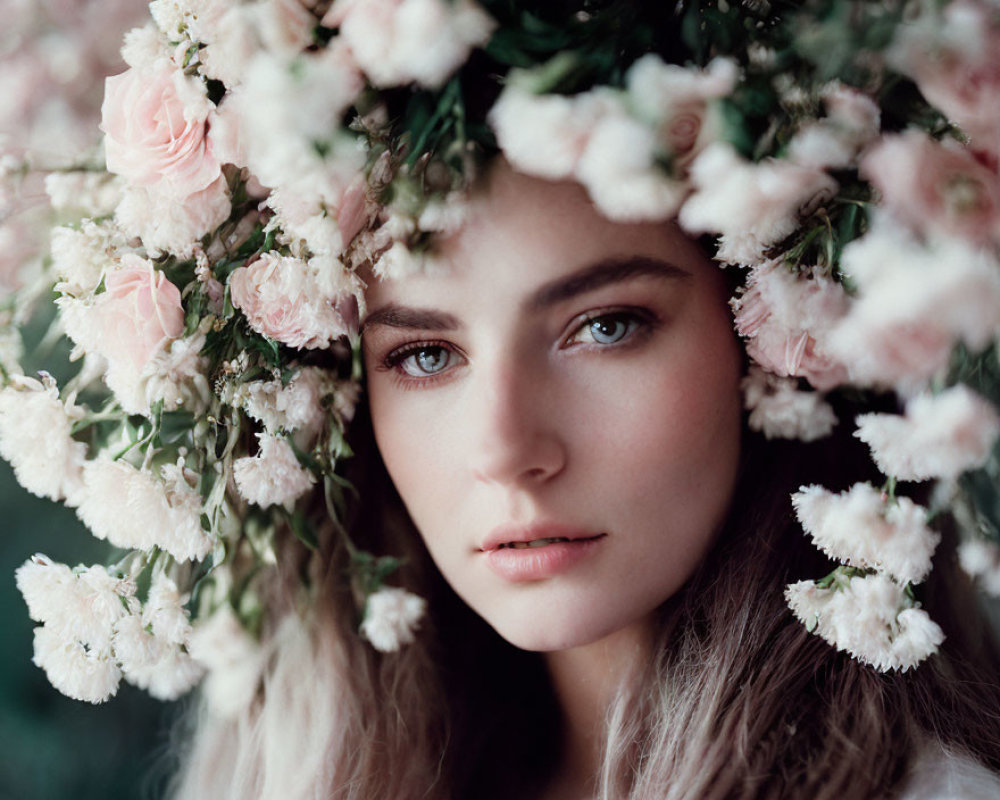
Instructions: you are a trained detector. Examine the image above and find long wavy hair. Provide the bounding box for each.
[168,381,1000,799]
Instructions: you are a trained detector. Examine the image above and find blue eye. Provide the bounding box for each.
[396,345,454,377]
[568,312,643,346]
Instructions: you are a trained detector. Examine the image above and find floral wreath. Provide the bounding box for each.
[1,0,999,710]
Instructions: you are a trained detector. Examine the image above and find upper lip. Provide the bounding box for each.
[479,522,603,552]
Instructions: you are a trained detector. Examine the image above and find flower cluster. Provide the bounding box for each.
[2,0,1000,704]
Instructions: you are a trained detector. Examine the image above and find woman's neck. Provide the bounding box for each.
[540,620,653,800]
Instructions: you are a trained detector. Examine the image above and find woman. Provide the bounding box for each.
[4,2,1000,798]
[169,160,1000,800]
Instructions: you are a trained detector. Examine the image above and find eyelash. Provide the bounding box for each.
[378,307,657,388]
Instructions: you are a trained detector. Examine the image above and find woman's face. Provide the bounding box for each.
[362,164,743,651]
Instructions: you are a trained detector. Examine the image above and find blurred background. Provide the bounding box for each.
[1,2,178,798]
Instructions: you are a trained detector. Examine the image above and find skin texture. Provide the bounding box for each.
[362,163,743,654]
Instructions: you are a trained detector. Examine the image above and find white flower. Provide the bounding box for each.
[233,434,315,508]
[360,587,426,652]
[786,573,944,672]
[77,459,212,561]
[826,217,1000,391]
[679,142,839,266]
[106,333,211,416]
[0,375,86,502]
[236,367,331,436]
[143,571,193,646]
[958,539,1000,596]
[372,240,432,280]
[0,327,22,376]
[575,110,687,222]
[113,613,204,700]
[325,0,496,89]
[44,172,122,217]
[32,625,122,703]
[188,604,266,717]
[787,83,881,169]
[50,221,124,296]
[792,483,939,584]
[855,385,1000,482]
[741,366,837,441]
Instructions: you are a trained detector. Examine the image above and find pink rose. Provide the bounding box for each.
[101,63,221,198]
[888,0,1000,157]
[861,131,1000,244]
[99,254,185,370]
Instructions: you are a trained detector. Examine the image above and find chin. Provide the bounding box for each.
[481,603,640,652]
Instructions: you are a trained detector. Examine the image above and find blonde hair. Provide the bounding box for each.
[170,405,1000,800]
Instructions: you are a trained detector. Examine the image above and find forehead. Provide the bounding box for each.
[365,164,717,307]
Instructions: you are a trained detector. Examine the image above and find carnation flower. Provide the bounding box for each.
[958,539,1000,596]
[236,368,332,437]
[732,262,849,391]
[229,252,362,348]
[786,573,944,672]
[101,60,221,199]
[233,434,315,509]
[77,459,212,561]
[107,333,210,416]
[0,375,86,502]
[741,367,837,441]
[324,0,496,89]
[787,83,881,169]
[792,483,939,585]
[360,587,427,652]
[855,385,1000,482]
[44,172,122,217]
[50,221,123,296]
[826,218,1000,390]
[32,625,122,703]
[679,143,839,266]
[861,131,1000,244]
[113,613,204,700]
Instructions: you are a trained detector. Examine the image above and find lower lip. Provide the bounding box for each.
[484,536,605,582]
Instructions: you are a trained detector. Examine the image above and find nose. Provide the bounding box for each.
[465,354,567,487]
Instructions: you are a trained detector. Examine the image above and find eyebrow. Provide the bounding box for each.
[361,256,690,333]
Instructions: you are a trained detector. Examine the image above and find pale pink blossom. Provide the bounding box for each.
[233,433,315,508]
[887,0,1000,156]
[861,131,1000,244]
[230,252,361,348]
[101,61,221,199]
[786,573,944,672]
[98,253,184,371]
[788,83,881,169]
[113,613,203,700]
[325,0,496,88]
[827,218,1000,390]
[106,333,210,416]
[360,586,426,652]
[793,483,940,584]
[50,221,124,296]
[855,385,1000,482]
[741,366,837,441]
[732,262,849,390]
[679,143,839,266]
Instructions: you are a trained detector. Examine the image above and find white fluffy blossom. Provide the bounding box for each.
[786,573,944,672]
[50,221,124,296]
[958,539,1000,596]
[679,142,839,266]
[235,368,331,436]
[44,172,122,217]
[113,613,203,700]
[233,433,315,508]
[741,367,837,441]
[793,483,939,584]
[360,587,426,652]
[324,0,496,89]
[106,333,211,416]
[855,385,1000,482]
[76,459,212,561]
[32,625,123,703]
[826,217,1000,391]
[0,375,86,502]
[787,83,881,169]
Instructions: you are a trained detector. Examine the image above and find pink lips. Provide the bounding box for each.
[480,523,606,582]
